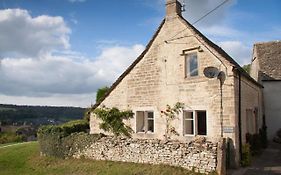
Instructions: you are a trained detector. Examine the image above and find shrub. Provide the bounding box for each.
[60,119,89,136]
[0,132,23,144]
[246,133,262,155]
[246,126,268,155]
[37,119,90,158]
[241,144,251,167]
[38,119,89,138]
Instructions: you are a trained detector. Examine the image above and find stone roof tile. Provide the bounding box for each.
[255,41,281,80]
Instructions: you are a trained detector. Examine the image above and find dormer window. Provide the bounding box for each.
[185,53,198,77]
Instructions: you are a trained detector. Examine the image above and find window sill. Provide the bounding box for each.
[183,134,207,137]
[184,75,202,80]
[136,132,155,135]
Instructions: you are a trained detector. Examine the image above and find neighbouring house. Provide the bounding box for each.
[250,41,281,139]
[90,0,264,167]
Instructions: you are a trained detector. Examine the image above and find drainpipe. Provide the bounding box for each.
[220,81,223,138]
[238,71,242,162]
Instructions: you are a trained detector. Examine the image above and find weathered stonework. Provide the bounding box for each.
[73,136,220,174]
[90,0,264,167]
[91,13,236,144]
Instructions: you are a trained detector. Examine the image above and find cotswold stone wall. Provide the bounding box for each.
[73,136,220,174]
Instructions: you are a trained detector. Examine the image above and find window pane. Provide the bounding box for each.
[189,54,198,76]
[147,112,154,119]
[147,120,154,132]
[184,120,194,135]
[136,111,145,132]
[184,111,193,119]
[147,112,154,132]
[197,111,207,135]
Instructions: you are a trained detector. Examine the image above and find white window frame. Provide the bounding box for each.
[183,110,207,136]
[135,110,155,134]
[183,110,195,136]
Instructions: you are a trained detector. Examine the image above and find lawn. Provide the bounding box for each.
[0,142,204,175]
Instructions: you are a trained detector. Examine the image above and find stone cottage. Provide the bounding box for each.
[250,41,281,139]
[90,0,263,166]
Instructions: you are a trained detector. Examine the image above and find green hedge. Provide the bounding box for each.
[0,132,23,144]
[37,119,100,158]
[38,119,89,138]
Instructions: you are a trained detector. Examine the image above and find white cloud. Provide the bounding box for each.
[0,8,145,107]
[0,9,71,58]
[218,41,251,65]
[93,44,145,82]
[0,44,145,107]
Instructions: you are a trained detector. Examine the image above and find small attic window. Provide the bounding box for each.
[185,53,198,77]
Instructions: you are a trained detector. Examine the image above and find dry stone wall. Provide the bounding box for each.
[73,136,219,174]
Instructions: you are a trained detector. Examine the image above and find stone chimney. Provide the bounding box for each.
[166,0,182,17]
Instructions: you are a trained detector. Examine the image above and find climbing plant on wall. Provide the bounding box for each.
[161,102,184,140]
[93,107,134,137]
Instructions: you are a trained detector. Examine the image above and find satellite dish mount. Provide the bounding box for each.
[203,66,226,138]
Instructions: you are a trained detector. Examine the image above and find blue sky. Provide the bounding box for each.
[0,0,280,107]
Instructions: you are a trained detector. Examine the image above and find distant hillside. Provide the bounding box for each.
[0,104,86,125]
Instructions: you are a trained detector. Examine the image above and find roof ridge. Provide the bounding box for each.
[254,40,281,45]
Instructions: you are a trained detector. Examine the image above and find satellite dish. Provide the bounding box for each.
[203,66,219,78]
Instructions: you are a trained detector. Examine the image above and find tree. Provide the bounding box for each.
[161,102,184,140]
[96,86,110,103]
[93,107,134,137]
[243,64,251,74]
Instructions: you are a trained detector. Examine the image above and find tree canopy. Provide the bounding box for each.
[96,86,109,103]
[243,64,251,74]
